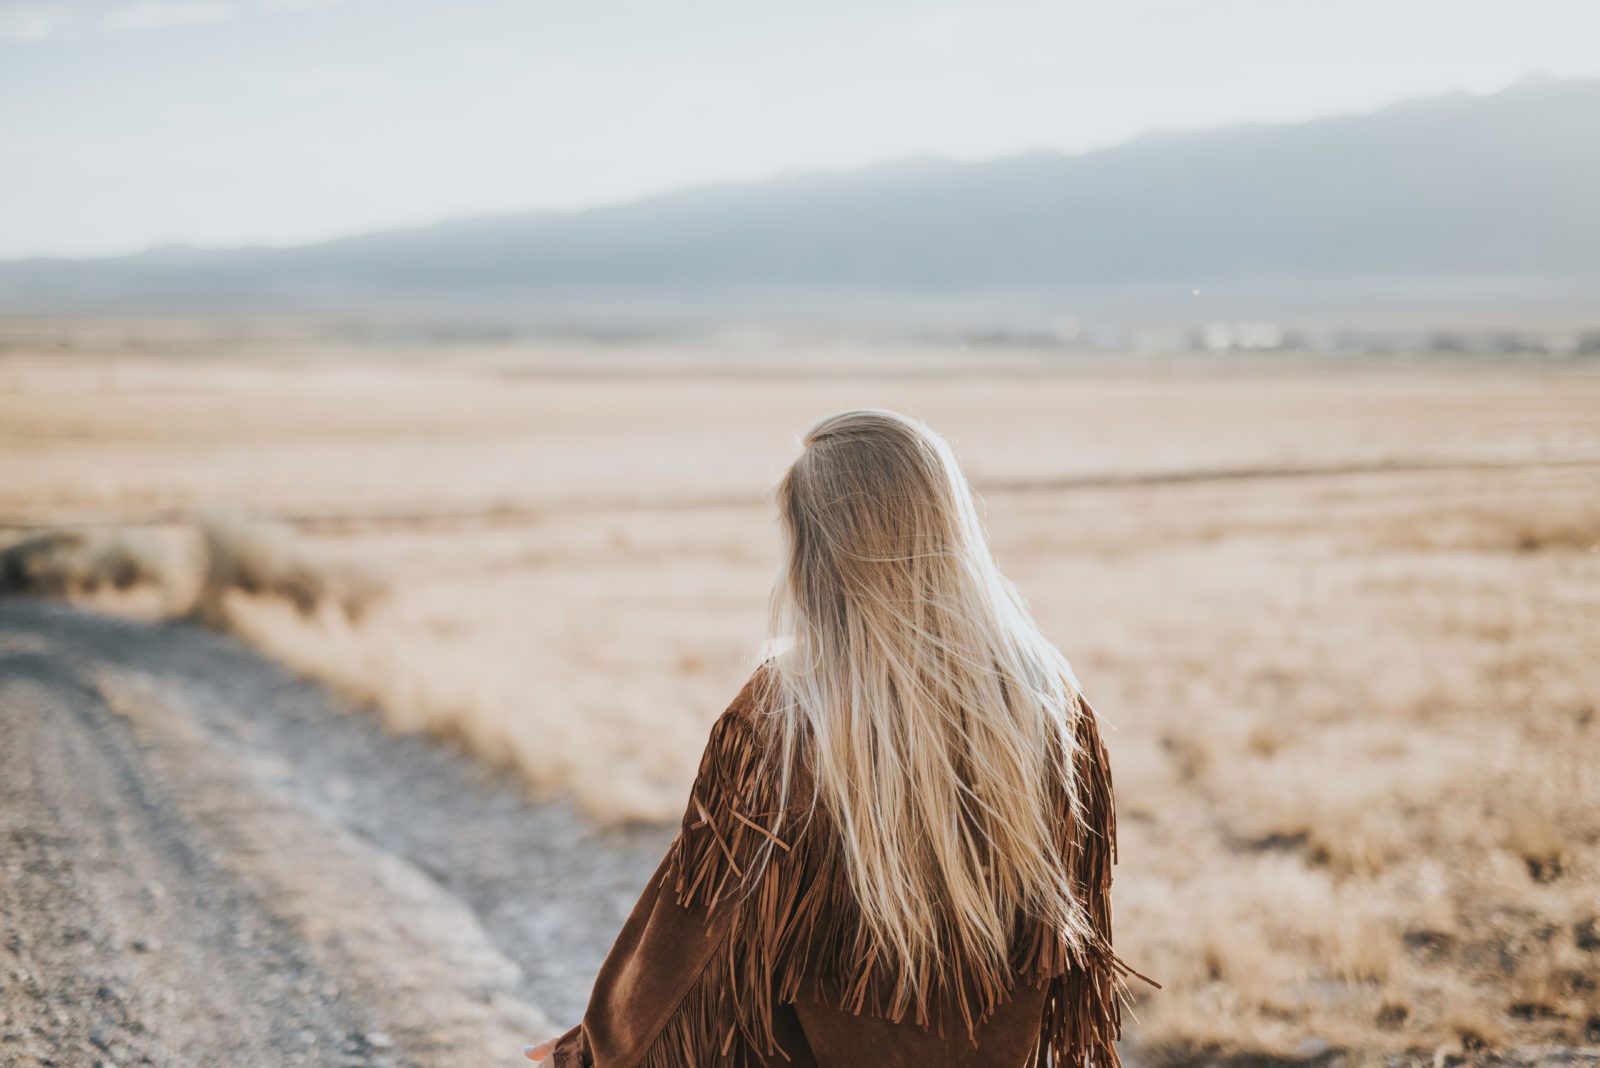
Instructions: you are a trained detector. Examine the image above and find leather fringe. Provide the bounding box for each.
[634,932,766,1068]
[652,672,1153,1067]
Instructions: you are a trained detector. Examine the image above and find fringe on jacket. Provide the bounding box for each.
[648,668,1152,1068]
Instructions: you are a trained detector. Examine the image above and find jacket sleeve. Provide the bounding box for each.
[549,670,775,1068]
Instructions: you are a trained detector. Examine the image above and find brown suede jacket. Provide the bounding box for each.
[549,665,1144,1068]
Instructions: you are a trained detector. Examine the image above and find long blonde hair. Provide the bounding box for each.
[763,408,1098,998]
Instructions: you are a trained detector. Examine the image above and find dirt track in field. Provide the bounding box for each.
[0,599,671,1067]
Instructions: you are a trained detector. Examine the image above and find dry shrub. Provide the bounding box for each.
[1507,514,1600,554]
[1440,1010,1509,1056]
[1372,492,1600,556]
[0,528,170,596]
[1,516,387,636]
[1305,814,1412,880]
[1161,728,1214,783]
[1504,809,1573,885]
[1505,940,1592,1024]
[1233,796,1410,879]
[1373,999,1410,1031]
[1245,721,1287,757]
[191,514,385,627]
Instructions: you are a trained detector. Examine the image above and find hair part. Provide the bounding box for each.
[763,408,1096,999]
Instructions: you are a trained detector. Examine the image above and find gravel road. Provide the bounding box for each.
[0,599,672,1068]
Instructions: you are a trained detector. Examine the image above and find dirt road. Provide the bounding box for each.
[0,600,672,1067]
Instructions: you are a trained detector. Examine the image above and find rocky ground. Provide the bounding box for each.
[0,599,670,1067]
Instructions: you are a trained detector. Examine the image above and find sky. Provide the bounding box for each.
[2,0,1598,258]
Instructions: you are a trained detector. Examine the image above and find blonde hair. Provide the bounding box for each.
[763,408,1097,1000]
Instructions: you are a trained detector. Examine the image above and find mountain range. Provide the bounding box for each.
[3,75,1596,330]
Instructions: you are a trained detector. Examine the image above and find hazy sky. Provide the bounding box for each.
[3,0,1598,258]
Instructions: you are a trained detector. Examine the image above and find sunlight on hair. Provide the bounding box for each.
[763,408,1096,999]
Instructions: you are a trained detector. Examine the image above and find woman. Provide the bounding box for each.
[527,409,1150,1067]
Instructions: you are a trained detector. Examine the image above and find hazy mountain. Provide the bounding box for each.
[3,76,1597,327]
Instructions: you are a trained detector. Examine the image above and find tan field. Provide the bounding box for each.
[2,323,1597,1063]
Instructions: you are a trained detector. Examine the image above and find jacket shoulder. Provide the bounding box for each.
[667,660,791,907]
[699,659,783,764]
[725,657,779,719]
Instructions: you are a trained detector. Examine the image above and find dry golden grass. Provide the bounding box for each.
[0,527,171,597]
[2,324,1597,1062]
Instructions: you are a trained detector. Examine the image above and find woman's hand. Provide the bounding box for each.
[523,1036,560,1064]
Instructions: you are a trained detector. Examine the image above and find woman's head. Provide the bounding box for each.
[776,408,990,640]
[764,408,1095,993]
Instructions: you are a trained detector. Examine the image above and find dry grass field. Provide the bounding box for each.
[2,321,1597,1063]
